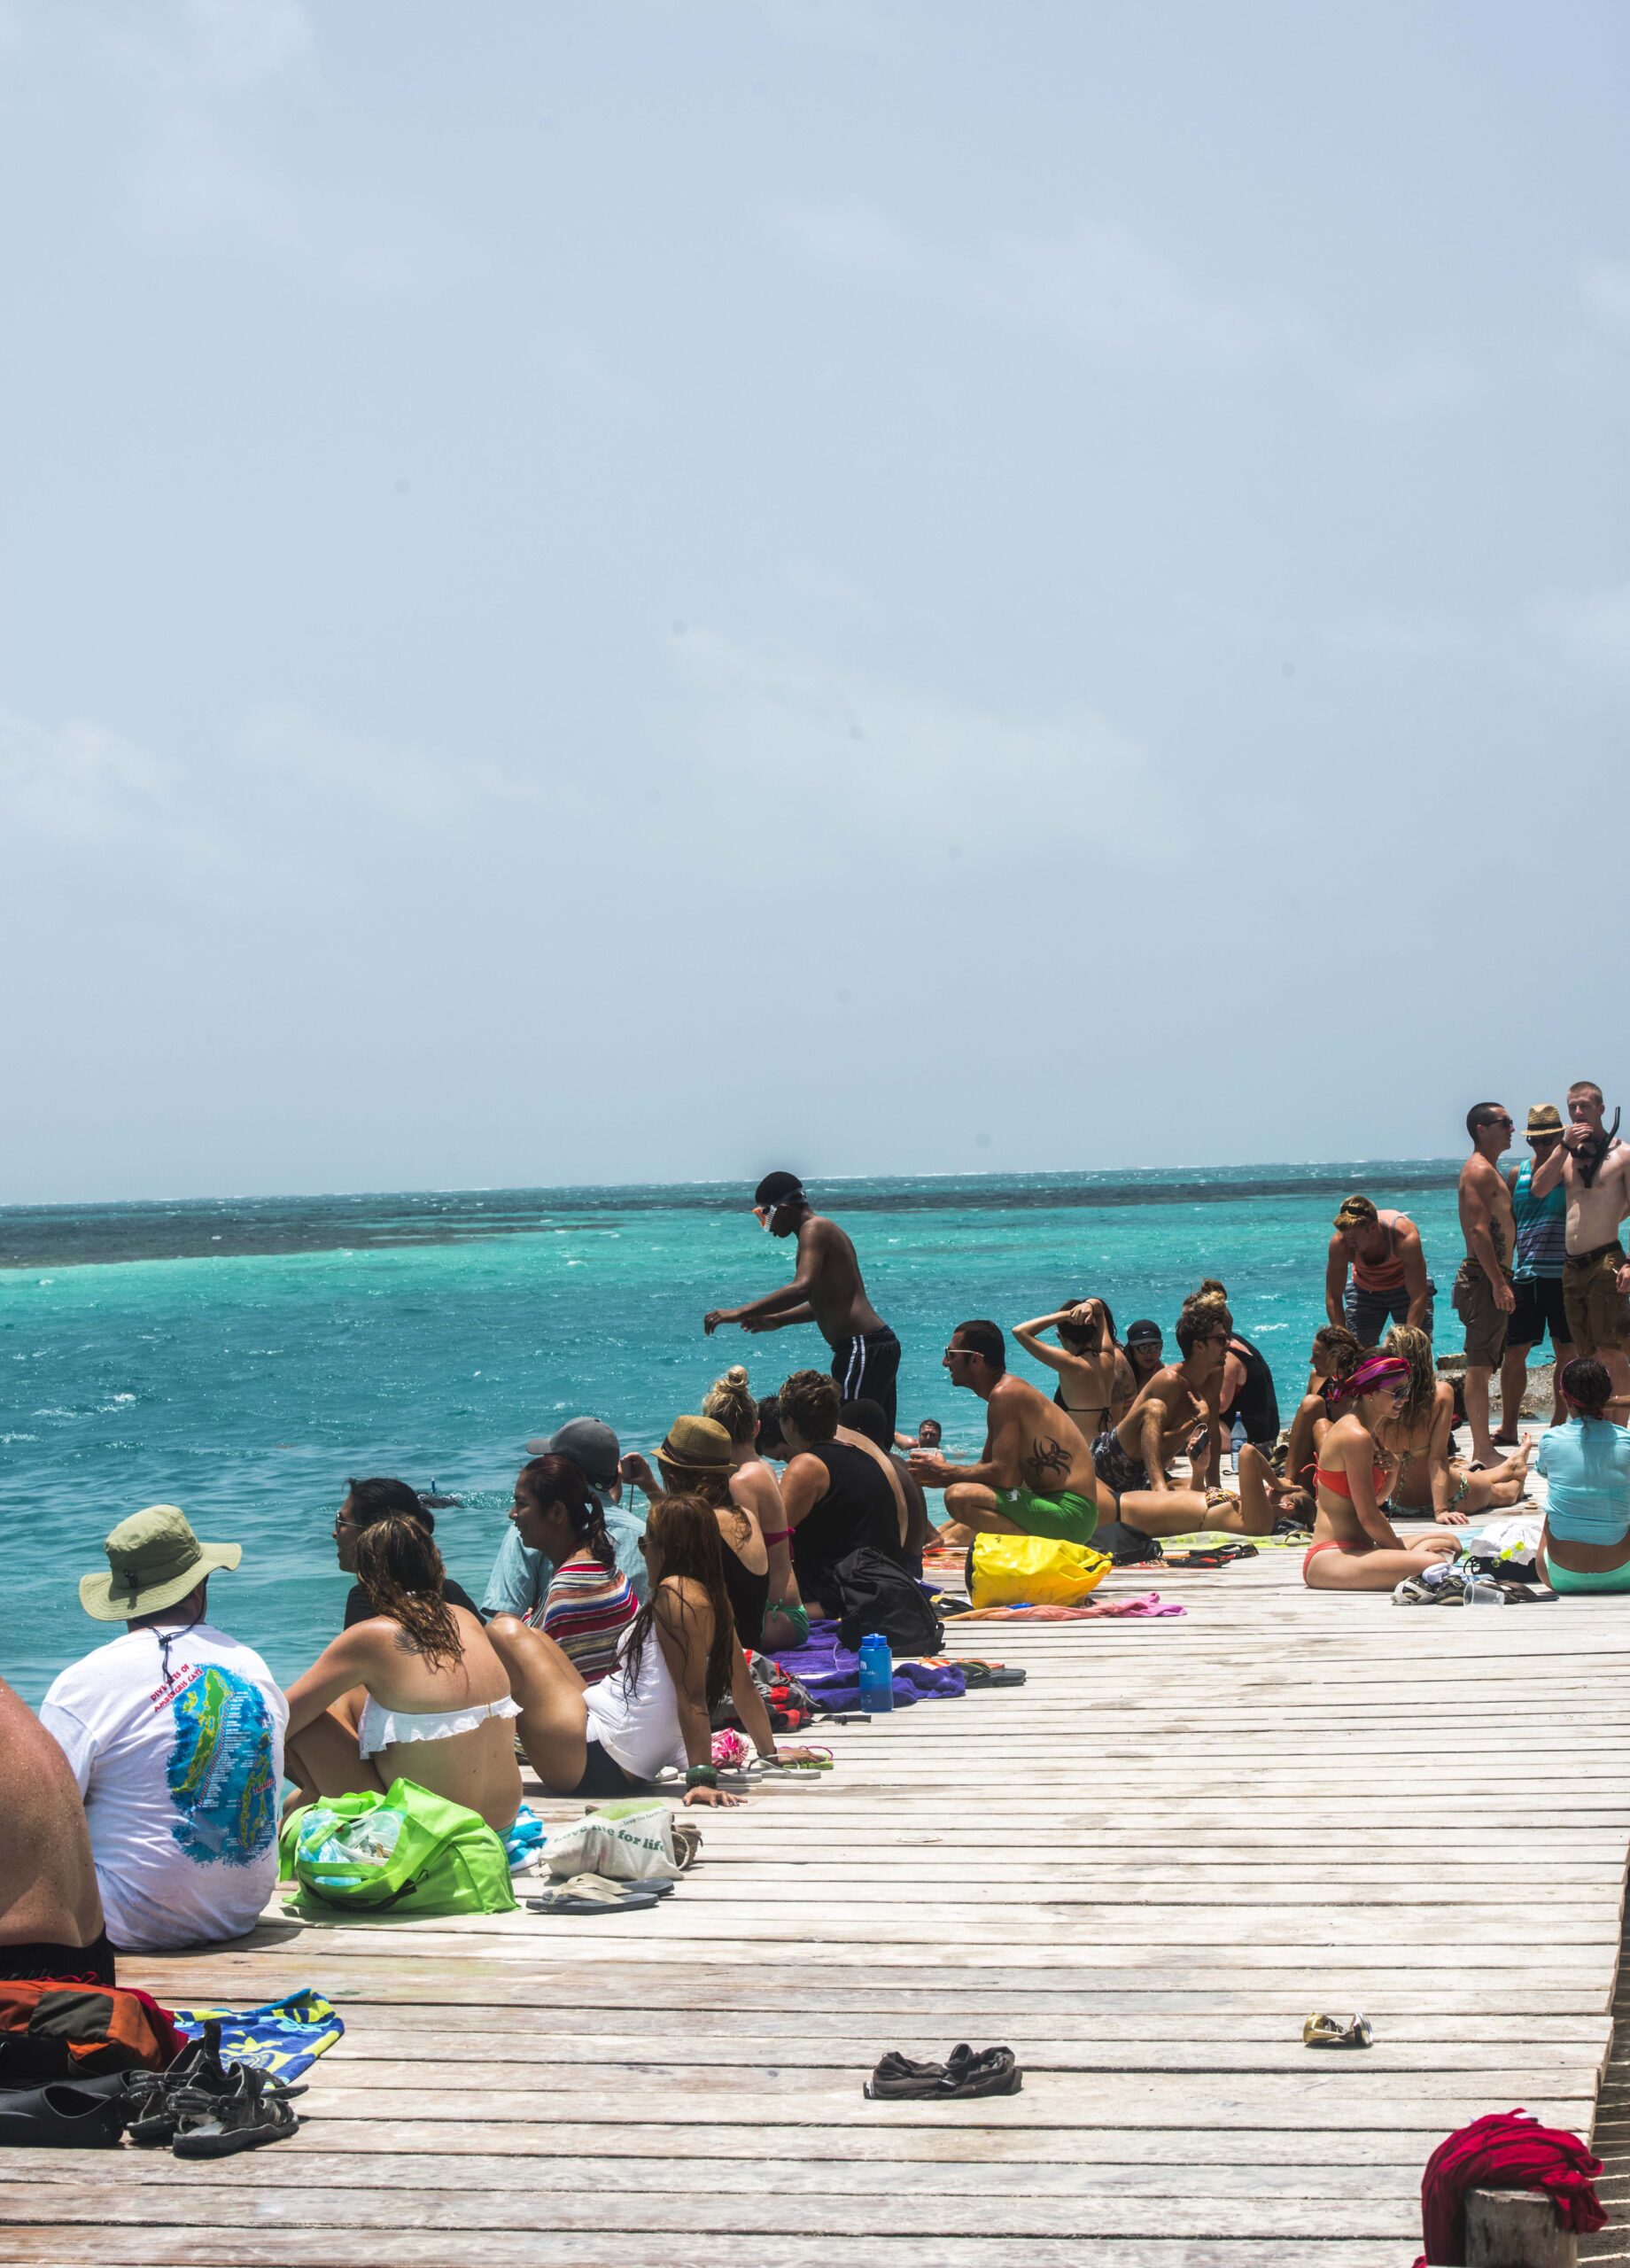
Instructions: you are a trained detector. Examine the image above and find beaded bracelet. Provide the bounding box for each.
[686,1764,718,1789]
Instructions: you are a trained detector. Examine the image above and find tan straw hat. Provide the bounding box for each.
[656,1414,734,1473]
[80,1504,242,1622]
[1526,1104,1564,1139]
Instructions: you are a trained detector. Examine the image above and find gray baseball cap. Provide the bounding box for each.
[522,1416,621,1493]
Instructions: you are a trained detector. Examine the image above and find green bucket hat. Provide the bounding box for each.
[80,1504,243,1622]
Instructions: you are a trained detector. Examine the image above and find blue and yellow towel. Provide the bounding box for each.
[170,1988,344,2081]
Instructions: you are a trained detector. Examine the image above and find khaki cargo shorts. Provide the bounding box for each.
[1453,1258,1513,1369]
[1563,1247,1630,1359]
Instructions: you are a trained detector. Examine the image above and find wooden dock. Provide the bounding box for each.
[6,1535,1629,2267]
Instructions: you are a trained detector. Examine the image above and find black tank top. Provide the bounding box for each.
[793,1441,902,1608]
[1222,1336,1280,1441]
[718,1531,770,1651]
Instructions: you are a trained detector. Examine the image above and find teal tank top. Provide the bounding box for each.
[1512,1159,1566,1280]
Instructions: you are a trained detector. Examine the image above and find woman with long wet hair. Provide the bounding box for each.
[283,1514,523,1829]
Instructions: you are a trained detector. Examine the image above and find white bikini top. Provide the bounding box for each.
[358,1691,521,1761]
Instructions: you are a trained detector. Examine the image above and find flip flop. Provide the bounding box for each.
[1303,2012,1373,2049]
[526,1873,666,1915]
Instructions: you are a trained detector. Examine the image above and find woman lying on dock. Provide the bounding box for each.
[1535,1360,1630,1595]
[283,1515,524,1829]
[1301,1357,1461,1589]
[488,1493,819,1809]
[1377,1327,1532,1526]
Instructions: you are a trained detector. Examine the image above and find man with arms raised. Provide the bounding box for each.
[704,1172,903,1434]
[908,1320,1098,1545]
[1453,1103,1517,1468]
[1532,1081,1630,1409]
[1324,1196,1432,1342]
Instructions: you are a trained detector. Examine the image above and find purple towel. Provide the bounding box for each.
[773,1620,966,1710]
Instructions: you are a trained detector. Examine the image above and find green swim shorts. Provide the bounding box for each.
[994,1487,1098,1545]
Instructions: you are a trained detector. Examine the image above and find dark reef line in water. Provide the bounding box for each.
[1,1162,1456,1272]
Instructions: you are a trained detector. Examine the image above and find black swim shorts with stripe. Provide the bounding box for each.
[830,1326,901,1433]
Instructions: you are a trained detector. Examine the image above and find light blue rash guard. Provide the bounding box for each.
[1538,1418,1630,1546]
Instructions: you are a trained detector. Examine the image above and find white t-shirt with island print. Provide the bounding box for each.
[41,1620,287,1953]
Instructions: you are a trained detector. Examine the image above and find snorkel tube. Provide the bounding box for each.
[1577,1105,1622,1189]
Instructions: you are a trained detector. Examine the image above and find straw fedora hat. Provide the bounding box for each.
[1526,1104,1564,1139]
[656,1415,734,1475]
[80,1505,242,1622]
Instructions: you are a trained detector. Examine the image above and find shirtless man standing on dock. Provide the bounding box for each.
[703,1172,903,1433]
[909,1320,1098,1544]
[1531,1081,1630,1409]
[1453,1103,1517,1467]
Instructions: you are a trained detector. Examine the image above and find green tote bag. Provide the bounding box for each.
[279,1777,516,1918]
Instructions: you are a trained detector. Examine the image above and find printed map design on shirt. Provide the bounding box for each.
[167,1665,278,1868]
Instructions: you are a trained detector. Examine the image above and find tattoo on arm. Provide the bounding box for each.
[1031,1435,1069,1480]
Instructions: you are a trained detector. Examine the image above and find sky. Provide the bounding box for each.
[3,0,1628,1203]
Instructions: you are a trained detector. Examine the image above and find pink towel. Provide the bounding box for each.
[955,1592,1184,1621]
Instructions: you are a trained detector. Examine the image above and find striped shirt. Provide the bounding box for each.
[1512,1160,1567,1280]
[530,1557,638,1686]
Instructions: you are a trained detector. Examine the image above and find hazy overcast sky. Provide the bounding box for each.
[4,0,1627,1202]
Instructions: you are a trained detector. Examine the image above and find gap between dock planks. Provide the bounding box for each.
[5,1542,1630,2267]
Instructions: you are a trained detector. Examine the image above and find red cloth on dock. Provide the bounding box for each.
[1414,2109,1606,2265]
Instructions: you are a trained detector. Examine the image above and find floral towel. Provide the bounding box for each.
[170,1987,343,2081]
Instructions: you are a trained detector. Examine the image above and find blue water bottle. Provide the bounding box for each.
[857,1632,895,1714]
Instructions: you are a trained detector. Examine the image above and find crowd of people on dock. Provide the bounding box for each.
[5,1087,1630,1987]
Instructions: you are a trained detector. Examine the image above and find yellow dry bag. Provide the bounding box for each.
[966,1534,1110,1609]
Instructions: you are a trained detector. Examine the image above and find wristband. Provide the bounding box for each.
[686,1764,718,1789]
[762,1527,793,1546]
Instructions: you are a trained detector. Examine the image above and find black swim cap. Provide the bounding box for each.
[754,1171,805,1208]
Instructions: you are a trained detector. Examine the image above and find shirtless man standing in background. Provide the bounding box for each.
[1454,1103,1517,1467]
[704,1172,903,1433]
[1532,1081,1630,1410]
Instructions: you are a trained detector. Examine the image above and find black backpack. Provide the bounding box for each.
[831,1549,945,1656]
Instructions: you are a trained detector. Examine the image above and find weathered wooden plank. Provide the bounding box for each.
[0,2227,1419,2268]
[0,2179,1446,2239]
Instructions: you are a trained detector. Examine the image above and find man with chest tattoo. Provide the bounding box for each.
[908,1320,1099,1544]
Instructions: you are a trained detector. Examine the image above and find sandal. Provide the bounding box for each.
[864,2051,946,2100]
[937,2044,1022,2098]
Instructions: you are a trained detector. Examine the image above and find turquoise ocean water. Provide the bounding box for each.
[1,1163,1464,1703]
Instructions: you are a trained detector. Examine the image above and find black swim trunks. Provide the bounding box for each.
[1091,1430,1149,1504]
[830,1326,901,1433]
[1509,1274,1568,1351]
